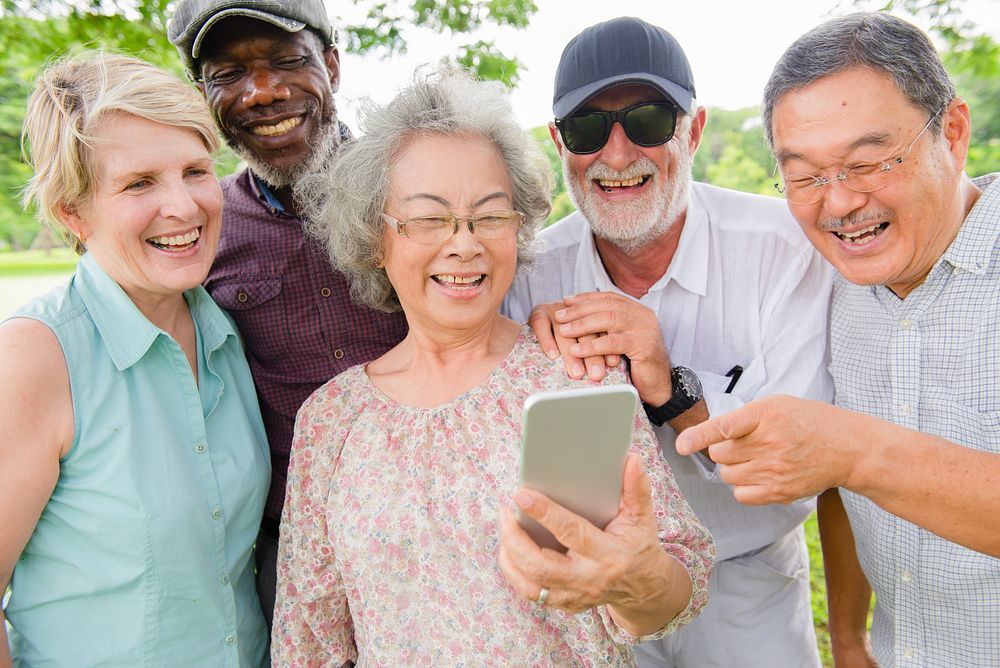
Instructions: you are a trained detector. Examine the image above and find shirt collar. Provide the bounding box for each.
[576,184,709,297]
[941,173,1000,275]
[249,171,287,214]
[74,253,239,371]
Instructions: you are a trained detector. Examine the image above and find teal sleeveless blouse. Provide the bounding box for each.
[5,254,270,667]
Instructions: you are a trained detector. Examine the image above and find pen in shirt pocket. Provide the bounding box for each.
[724,365,743,394]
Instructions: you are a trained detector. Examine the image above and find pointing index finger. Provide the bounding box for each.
[675,402,762,456]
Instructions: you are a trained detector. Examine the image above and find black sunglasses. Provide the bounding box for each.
[555,102,680,155]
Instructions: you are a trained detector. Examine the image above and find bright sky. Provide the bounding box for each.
[329,0,1000,130]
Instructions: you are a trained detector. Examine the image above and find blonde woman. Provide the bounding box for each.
[0,53,269,666]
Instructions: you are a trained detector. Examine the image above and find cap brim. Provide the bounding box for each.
[554,73,694,118]
[191,8,306,59]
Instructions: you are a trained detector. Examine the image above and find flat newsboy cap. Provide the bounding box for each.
[553,16,696,118]
[168,0,334,78]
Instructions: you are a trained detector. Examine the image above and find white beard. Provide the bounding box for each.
[237,117,340,189]
[564,140,693,255]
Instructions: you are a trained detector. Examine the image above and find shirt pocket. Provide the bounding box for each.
[923,387,1000,454]
[210,276,290,362]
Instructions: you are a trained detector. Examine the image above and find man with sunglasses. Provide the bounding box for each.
[678,13,1000,666]
[504,16,833,668]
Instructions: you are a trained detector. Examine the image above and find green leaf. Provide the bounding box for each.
[452,40,521,85]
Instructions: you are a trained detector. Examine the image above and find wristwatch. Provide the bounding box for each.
[643,366,703,426]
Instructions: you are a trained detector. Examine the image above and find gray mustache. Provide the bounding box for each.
[818,208,893,231]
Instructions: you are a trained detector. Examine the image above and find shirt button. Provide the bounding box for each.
[237,291,249,304]
[899,404,913,417]
[320,287,332,297]
[211,507,222,520]
[334,349,345,360]
[899,318,913,329]
[901,569,913,582]
[225,634,236,646]
[220,574,230,585]
[903,647,914,659]
[194,442,207,454]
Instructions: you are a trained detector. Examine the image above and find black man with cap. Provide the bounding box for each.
[504,17,832,667]
[167,0,408,629]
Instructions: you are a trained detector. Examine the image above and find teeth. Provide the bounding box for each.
[251,117,302,136]
[435,274,483,284]
[841,223,881,239]
[597,175,646,187]
[835,223,886,245]
[149,229,200,247]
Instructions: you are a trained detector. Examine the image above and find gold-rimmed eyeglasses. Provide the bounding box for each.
[773,107,943,205]
[382,210,524,245]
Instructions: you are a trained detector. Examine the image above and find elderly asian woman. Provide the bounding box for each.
[0,53,269,666]
[273,70,714,666]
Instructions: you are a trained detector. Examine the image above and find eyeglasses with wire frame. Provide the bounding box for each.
[382,210,524,245]
[772,107,943,205]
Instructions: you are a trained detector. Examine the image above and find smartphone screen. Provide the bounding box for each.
[517,384,638,551]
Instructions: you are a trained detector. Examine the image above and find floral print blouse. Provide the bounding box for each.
[273,327,714,667]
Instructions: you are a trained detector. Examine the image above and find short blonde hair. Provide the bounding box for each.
[20,52,219,254]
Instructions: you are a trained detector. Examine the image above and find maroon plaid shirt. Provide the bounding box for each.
[206,169,407,522]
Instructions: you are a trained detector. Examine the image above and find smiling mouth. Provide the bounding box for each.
[148,227,201,251]
[433,274,484,288]
[250,116,303,137]
[596,175,650,193]
[833,222,889,245]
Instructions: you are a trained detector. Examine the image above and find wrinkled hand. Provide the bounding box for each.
[528,300,618,381]
[498,454,670,615]
[550,292,671,405]
[676,395,867,504]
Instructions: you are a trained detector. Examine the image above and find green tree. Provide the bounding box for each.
[0,0,538,248]
[704,145,773,196]
[0,1,188,249]
[946,33,1000,175]
[856,0,1000,174]
[693,107,774,194]
[342,0,536,85]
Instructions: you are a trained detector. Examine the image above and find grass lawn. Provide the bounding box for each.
[0,248,78,276]
[806,512,833,666]
[0,250,77,318]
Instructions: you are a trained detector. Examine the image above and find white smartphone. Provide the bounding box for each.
[517,384,639,552]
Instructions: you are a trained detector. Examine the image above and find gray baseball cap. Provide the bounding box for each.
[553,16,696,118]
[168,0,334,78]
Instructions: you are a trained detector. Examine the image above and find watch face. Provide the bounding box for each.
[675,366,702,398]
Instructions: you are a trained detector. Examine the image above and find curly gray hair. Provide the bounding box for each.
[297,68,553,313]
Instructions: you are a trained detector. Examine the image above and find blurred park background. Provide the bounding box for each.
[1,1,999,664]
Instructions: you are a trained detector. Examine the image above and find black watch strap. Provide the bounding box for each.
[642,366,703,427]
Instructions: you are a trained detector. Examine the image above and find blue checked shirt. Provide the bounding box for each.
[831,173,1000,667]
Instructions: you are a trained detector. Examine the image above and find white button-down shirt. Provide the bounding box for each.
[504,181,835,560]
[832,174,1000,667]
